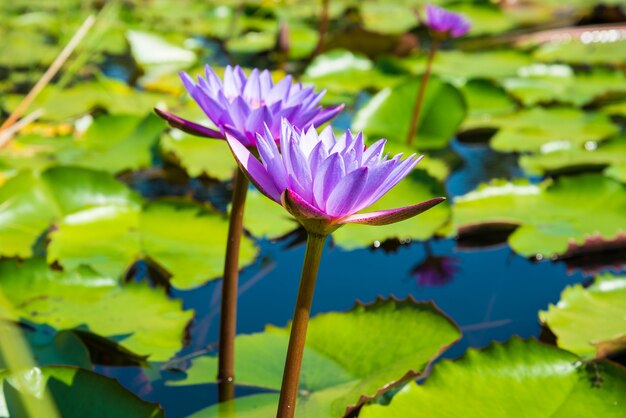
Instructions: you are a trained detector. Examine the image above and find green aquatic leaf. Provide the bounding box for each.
[489,107,619,153]
[503,66,626,106]
[520,135,626,176]
[452,174,626,258]
[446,3,516,36]
[402,50,532,83]
[353,76,466,150]
[534,39,626,65]
[170,298,461,417]
[302,50,405,97]
[0,166,256,289]
[0,259,193,362]
[460,79,517,131]
[332,170,450,249]
[243,189,298,239]
[540,274,626,358]
[3,77,174,121]
[160,132,237,181]
[49,200,258,290]
[0,366,164,418]
[605,164,626,184]
[360,338,626,418]
[360,3,417,35]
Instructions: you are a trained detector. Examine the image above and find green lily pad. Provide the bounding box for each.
[0,166,257,289]
[446,3,516,36]
[0,259,193,362]
[360,3,417,35]
[360,338,626,417]
[452,174,626,258]
[489,107,619,153]
[540,274,626,359]
[242,189,298,239]
[3,77,174,121]
[605,164,626,184]
[460,79,517,131]
[402,50,532,84]
[520,135,626,176]
[22,329,91,369]
[0,366,164,418]
[333,169,450,249]
[503,66,626,107]
[160,132,237,181]
[49,200,258,290]
[534,39,626,65]
[353,76,466,150]
[169,298,461,417]
[302,50,405,97]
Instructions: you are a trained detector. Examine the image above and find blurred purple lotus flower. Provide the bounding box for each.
[155,65,344,147]
[411,255,460,287]
[425,4,471,38]
[226,119,445,235]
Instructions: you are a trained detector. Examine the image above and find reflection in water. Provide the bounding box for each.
[410,242,460,287]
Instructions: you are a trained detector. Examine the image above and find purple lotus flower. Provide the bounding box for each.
[425,4,471,38]
[226,119,445,235]
[155,65,344,147]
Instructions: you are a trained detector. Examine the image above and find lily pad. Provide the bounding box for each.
[540,274,626,358]
[534,39,626,65]
[0,366,164,418]
[446,3,516,36]
[3,77,174,121]
[489,107,619,153]
[503,66,626,107]
[160,131,238,181]
[452,174,626,258]
[302,50,405,97]
[353,76,466,150]
[242,189,298,239]
[360,338,626,417]
[402,50,532,84]
[0,166,257,289]
[169,298,461,417]
[605,164,626,184]
[460,79,517,131]
[332,169,450,249]
[520,135,626,176]
[360,3,417,35]
[49,200,258,290]
[0,259,193,362]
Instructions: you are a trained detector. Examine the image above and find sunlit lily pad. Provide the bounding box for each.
[605,164,626,184]
[460,79,517,131]
[353,76,466,150]
[360,3,417,35]
[534,39,626,65]
[169,298,461,417]
[402,50,532,84]
[452,174,626,258]
[333,169,450,249]
[0,259,193,362]
[360,338,626,417]
[540,274,626,358]
[503,66,626,107]
[49,200,258,290]
[160,132,237,181]
[520,134,626,176]
[0,166,257,289]
[489,107,619,153]
[302,50,405,98]
[242,189,298,239]
[0,366,164,418]
[3,77,174,121]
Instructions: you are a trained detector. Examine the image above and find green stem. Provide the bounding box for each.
[406,40,440,147]
[217,168,249,402]
[276,233,327,418]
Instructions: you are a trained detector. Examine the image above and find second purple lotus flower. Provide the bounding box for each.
[156,65,344,146]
